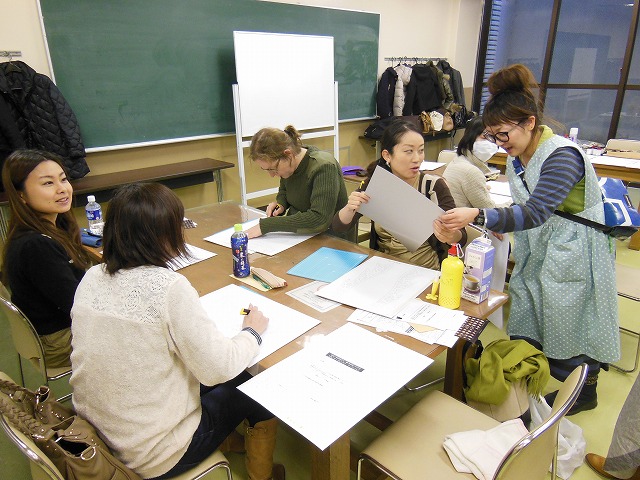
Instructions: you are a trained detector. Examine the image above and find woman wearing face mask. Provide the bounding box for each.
[439,64,619,415]
[443,116,502,209]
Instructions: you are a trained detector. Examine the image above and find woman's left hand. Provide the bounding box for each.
[439,207,479,231]
[433,218,462,244]
[245,223,262,239]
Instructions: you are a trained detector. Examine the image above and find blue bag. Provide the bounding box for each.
[555,177,640,240]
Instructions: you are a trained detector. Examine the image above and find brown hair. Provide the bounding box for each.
[1,149,90,277]
[102,183,187,274]
[483,64,543,131]
[249,125,303,162]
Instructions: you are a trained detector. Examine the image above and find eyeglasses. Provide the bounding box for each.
[261,159,281,173]
[483,123,522,144]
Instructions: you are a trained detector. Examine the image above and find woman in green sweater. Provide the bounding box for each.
[246,125,354,241]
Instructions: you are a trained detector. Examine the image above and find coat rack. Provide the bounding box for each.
[0,51,22,58]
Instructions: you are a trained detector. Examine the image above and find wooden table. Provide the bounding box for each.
[70,157,234,205]
[490,151,640,183]
[85,202,508,480]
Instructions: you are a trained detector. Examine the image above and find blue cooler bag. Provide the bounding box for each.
[555,177,639,240]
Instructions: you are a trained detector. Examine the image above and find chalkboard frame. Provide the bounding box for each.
[38,0,379,151]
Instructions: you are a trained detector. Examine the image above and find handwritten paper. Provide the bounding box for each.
[314,256,439,318]
[200,284,319,367]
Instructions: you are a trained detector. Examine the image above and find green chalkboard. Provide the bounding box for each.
[39,0,379,149]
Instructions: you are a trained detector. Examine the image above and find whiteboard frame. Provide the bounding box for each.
[233,31,339,205]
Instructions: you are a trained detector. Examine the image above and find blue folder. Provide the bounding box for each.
[287,247,368,283]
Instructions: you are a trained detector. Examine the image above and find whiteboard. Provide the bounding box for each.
[233,31,335,136]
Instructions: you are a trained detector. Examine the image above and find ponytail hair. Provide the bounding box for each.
[483,64,543,130]
[249,125,303,162]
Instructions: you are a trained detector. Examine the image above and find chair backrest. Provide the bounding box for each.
[437,149,457,164]
[493,364,588,480]
[0,371,65,480]
[0,296,48,378]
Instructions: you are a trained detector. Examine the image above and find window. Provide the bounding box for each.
[474,0,640,144]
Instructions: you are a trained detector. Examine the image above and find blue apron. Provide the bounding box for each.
[506,134,620,363]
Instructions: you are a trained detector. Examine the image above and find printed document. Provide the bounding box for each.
[359,166,443,252]
[200,284,319,367]
[314,256,439,318]
[238,323,434,450]
[203,219,316,256]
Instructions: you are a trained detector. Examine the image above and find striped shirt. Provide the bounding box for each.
[485,147,585,232]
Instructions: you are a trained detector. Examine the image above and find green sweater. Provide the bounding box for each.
[259,146,354,240]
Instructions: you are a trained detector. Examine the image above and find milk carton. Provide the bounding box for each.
[461,237,495,304]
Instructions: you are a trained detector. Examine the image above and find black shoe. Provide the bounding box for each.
[545,390,598,415]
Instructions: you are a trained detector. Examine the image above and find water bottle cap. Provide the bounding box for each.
[234,224,243,232]
[87,195,95,202]
[448,244,458,255]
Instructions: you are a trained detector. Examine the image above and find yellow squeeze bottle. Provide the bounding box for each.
[438,244,464,309]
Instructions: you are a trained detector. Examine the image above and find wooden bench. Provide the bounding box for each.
[69,157,234,206]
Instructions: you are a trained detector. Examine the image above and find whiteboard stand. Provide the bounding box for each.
[233,82,339,205]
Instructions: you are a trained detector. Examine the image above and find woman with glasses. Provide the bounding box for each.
[245,125,354,241]
[439,64,619,415]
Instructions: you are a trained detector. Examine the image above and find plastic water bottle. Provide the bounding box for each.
[569,127,579,143]
[231,224,250,278]
[439,243,464,309]
[85,195,103,236]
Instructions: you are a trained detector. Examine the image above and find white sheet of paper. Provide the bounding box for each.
[395,298,467,331]
[314,256,439,318]
[420,161,446,171]
[199,284,320,367]
[168,244,216,271]
[238,323,434,450]
[589,154,640,169]
[286,281,341,313]
[487,180,512,197]
[203,219,316,256]
[358,166,444,252]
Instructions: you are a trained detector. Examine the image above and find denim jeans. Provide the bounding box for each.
[149,371,273,479]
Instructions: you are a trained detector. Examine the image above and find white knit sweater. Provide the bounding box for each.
[70,265,258,479]
[443,154,496,209]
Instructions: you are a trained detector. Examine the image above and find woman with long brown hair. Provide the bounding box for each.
[2,149,90,368]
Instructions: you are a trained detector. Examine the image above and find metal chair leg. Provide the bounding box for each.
[610,326,640,373]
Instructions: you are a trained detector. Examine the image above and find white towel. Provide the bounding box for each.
[442,419,529,480]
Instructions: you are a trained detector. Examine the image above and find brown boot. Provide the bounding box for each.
[219,429,245,454]
[244,418,285,480]
[585,454,640,479]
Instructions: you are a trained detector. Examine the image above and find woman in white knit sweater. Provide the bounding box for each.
[443,116,500,209]
[70,183,284,480]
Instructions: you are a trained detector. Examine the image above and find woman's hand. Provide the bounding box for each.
[241,303,268,335]
[439,207,479,231]
[346,191,370,213]
[245,223,262,239]
[433,218,462,244]
[265,202,284,217]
